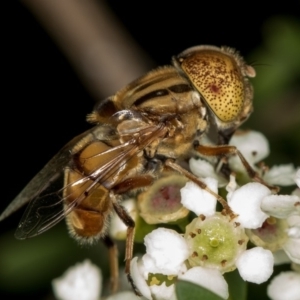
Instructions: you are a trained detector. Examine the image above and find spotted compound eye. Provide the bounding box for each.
[179,49,246,123]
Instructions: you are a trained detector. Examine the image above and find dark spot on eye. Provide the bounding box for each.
[210,84,220,95]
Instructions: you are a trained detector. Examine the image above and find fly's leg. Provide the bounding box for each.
[102,235,119,293]
[113,175,154,194]
[165,159,236,219]
[194,144,279,193]
[111,194,141,296]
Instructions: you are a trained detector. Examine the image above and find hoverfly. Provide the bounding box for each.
[0,45,274,294]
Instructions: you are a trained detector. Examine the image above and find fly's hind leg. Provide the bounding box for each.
[194,143,279,193]
[110,192,142,296]
[102,235,119,293]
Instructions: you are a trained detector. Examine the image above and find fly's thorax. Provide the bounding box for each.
[87,65,206,125]
[114,66,193,112]
[88,64,209,161]
[173,45,255,134]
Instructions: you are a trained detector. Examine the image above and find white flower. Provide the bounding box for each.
[52,260,101,300]
[131,210,273,300]
[130,227,230,299]
[181,178,274,282]
[267,271,300,300]
[130,228,188,300]
[246,215,300,264]
[257,174,300,264]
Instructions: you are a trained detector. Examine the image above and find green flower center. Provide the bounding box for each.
[184,213,248,272]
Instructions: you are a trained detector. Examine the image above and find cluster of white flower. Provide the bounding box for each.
[127,131,300,300]
[52,130,300,300]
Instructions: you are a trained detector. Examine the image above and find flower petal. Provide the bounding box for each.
[228,183,271,229]
[143,228,189,275]
[281,215,300,264]
[261,194,300,218]
[181,178,217,216]
[52,260,101,300]
[229,130,269,172]
[263,164,297,186]
[130,257,152,300]
[283,238,300,264]
[267,271,300,300]
[189,158,227,186]
[236,247,274,284]
[179,267,229,299]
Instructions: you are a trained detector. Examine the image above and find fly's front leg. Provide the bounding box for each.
[165,159,236,219]
[111,193,141,296]
[195,144,279,193]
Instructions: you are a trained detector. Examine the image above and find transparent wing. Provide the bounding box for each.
[3,123,166,239]
[0,129,92,223]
